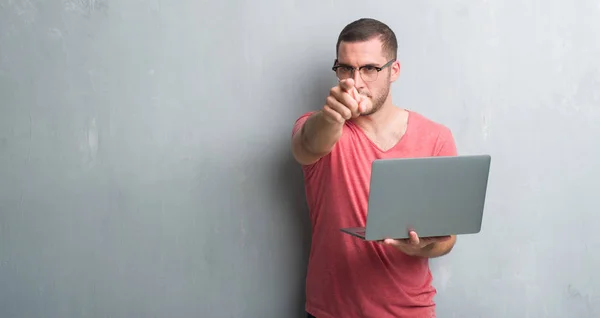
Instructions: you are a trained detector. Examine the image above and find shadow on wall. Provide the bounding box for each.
[270,60,334,315]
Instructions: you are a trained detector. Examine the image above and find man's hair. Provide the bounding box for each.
[336,18,398,60]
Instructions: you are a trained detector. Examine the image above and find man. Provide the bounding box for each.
[290,18,458,318]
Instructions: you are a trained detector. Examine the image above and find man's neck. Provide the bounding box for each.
[352,103,406,137]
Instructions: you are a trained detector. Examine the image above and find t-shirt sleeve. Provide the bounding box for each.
[434,127,458,157]
[290,111,323,173]
[291,111,315,137]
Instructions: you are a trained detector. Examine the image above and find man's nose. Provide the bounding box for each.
[352,69,365,88]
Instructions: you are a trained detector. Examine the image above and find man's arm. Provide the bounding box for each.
[409,235,457,258]
[291,79,366,166]
[383,232,457,258]
[292,111,344,166]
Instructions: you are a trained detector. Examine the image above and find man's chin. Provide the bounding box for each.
[360,104,382,116]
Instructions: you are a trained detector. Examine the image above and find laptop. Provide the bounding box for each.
[340,154,491,241]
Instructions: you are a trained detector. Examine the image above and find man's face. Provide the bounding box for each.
[336,38,400,115]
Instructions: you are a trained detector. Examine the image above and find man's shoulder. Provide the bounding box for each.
[407,110,457,156]
[295,111,316,122]
[409,110,451,131]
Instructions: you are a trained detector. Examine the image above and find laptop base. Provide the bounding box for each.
[340,227,367,240]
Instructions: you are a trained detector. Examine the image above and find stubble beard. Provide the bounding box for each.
[358,82,391,116]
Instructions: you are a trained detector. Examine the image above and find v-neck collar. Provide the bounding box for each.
[348,109,414,154]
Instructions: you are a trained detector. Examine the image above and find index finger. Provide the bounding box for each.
[339,78,355,92]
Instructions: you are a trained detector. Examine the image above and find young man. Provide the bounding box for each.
[290,18,458,318]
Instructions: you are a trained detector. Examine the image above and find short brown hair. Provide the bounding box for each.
[336,18,398,59]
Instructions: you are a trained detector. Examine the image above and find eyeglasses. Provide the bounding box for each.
[332,59,396,82]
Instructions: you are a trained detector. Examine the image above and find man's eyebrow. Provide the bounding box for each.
[336,62,381,68]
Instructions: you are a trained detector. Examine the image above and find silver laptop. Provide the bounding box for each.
[340,154,491,241]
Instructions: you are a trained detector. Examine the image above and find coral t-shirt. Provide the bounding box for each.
[292,110,458,318]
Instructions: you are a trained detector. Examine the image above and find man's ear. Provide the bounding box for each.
[390,60,401,82]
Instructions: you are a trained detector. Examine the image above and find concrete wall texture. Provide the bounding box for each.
[1,0,599,317]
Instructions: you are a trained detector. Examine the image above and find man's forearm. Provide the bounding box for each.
[413,236,457,258]
[300,111,344,156]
